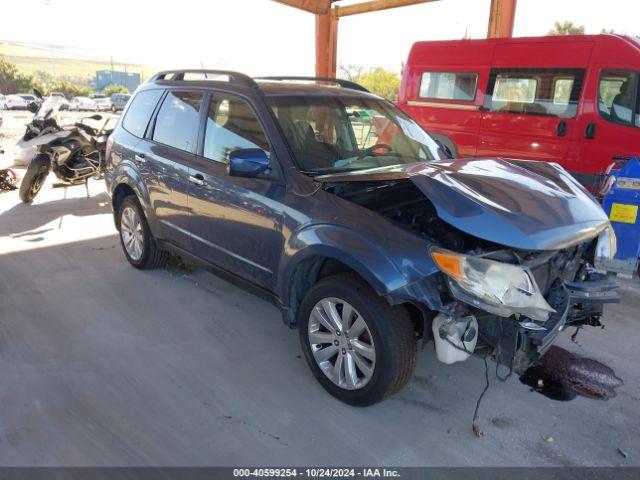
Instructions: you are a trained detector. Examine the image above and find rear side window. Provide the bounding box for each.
[598,70,639,127]
[419,72,477,101]
[122,89,163,138]
[486,68,585,118]
[152,91,204,152]
[203,95,270,163]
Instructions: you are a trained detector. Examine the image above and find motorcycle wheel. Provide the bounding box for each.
[19,154,51,203]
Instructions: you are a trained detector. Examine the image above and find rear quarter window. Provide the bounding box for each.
[419,72,478,101]
[122,89,163,138]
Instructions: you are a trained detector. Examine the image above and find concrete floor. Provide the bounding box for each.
[0,151,639,466]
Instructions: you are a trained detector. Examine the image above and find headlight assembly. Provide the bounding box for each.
[594,226,617,272]
[430,247,555,322]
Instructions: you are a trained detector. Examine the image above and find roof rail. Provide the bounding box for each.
[148,70,259,89]
[254,76,369,93]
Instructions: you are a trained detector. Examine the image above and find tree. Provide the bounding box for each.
[600,28,616,34]
[340,65,401,101]
[548,21,585,36]
[47,80,91,99]
[0,56,43,94]
[103,84,129,96]
[354,68,401,101]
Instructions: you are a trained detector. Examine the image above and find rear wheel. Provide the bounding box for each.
[19,154,50,203]
[117,195,167,270]
[298,274,417,406]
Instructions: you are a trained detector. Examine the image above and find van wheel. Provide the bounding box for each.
[117,195,167,270]
[431,133,459,159]
[298,273,417,406]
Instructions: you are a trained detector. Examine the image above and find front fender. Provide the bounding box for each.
[108,162,158,234]
[278,223,408,303]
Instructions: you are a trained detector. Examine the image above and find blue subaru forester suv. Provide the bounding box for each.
[105,70,619,406]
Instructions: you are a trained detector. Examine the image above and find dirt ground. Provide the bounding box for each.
[0,111,638,467]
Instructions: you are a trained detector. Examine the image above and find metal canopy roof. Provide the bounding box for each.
[272,0,517,78]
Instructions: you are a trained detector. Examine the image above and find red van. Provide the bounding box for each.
[398,35,640,188]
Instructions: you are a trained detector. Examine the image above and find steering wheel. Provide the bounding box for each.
[356,143,393,161]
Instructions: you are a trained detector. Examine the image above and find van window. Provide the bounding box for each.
[598,70,639,127]
[419,72,477,101]
[152,91,203,152]
[486,68,584,118]
[122,89,163,138]
[203,95,269,163]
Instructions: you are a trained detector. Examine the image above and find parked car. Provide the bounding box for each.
[94,97,112,111]
[19,94,40,107]
[69,96,96,111]
[2,94,30,110]
[398,34,640,190]
[110,93,131,112]
[47,92,70,111]
[105,70,618,406]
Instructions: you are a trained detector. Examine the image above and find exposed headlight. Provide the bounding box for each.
[430,247,554,322]
[594,226,617,271]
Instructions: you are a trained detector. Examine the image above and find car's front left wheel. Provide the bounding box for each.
[298,274,417,406]
[117,195,167,270]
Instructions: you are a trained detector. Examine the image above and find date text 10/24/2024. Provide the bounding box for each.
[233,469,401,478]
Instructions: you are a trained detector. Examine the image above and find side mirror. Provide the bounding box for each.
[33,88,43,100]
[88,114,103,121]
[27,102,39,113]
[227,148,270,178]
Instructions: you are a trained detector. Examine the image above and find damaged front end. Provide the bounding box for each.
[318,158,620,374]
[429,245,619,374]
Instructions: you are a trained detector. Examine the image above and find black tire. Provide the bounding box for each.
[19,154,51,203]
[298,273,417,406]
[116,195,167,270]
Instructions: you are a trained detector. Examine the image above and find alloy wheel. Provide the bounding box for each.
[120,206,144,261]
[308,298,376,390]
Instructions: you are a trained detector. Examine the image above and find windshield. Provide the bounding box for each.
[267,95,444,174]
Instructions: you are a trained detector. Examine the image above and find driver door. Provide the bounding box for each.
[187,93,286,290]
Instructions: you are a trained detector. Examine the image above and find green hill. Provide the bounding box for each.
[0,41,155,85]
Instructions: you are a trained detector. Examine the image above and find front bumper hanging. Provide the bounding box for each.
[480,274,619,374]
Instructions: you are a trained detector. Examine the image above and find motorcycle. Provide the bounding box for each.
[17,89,113,203]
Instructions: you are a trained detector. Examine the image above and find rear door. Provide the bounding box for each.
[477,67,585,171]
[136,89,205,249]
[187,92,285,289]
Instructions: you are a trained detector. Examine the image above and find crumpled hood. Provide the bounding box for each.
[317,158,610,251]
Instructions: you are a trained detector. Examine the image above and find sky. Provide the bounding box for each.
[1,0,638,76]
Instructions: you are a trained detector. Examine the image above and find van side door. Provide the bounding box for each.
[577,67,640,184]
[477,68,585,171]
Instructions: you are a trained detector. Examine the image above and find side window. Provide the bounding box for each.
[486,68,584,118]
[598,69,639,127]
[152,91,203,152]
[419,72,477,101]
[203,95,270,163]
[122,89,163,138]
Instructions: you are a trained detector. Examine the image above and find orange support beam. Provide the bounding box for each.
[274,0,435,79]
[315,9,338,77]
[487,0,517,38]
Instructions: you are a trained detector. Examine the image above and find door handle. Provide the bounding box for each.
[556,120,568,137]
[189,173,205,186]
[584,122,597,139]
[134,153,146,163]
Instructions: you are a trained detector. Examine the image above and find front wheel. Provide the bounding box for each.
[19,154,51,203]
[298,274,417,406]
